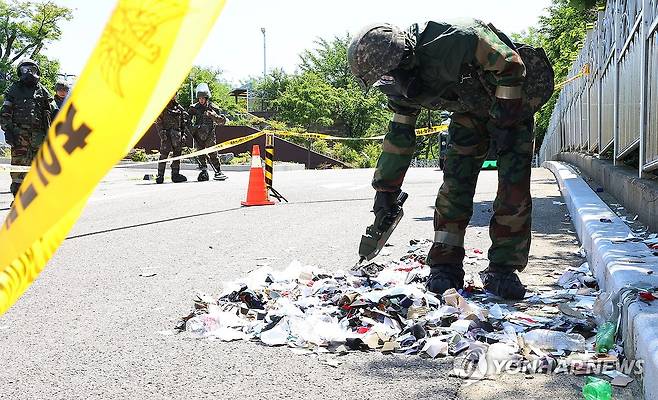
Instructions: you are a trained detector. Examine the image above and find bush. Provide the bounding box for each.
[229,151,252,165]
[359,142,382,168]
[128,148,148,162]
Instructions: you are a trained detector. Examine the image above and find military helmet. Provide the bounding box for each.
[16,59,40,77]
[348,23,407,91]
[195,82,211,99]
[55,80,70,92]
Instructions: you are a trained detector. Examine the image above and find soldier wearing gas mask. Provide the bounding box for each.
[187,83,227,182]
[154,94,188,184]
[0,59,58,197]
[348,20,554,299]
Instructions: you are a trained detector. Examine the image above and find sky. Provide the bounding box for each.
[44,0,552,86]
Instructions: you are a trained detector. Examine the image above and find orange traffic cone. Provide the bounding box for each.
[241,145,275,207]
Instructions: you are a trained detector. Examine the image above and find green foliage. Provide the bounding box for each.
[299,35,352,88]
[128,148,148,162]
[252,68,291,110]
[1,145,10,157]
[360,142,382,168]
[273,72,340,128]
[33,53,59,91]
[228,151,252,165]
[0,0,72,93]
[177,66,245,116]
[242,34,391,167]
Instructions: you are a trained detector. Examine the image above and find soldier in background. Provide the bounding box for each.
[348,19,554,299]
[187,83,227,182]
[0,59,58,197]
[53,80,70,109]
[154,94,188,184]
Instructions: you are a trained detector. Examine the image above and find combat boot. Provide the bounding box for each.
[214,171,228,181]
[171,172,187,183]
[480,263,526,300]
[155,175,164,184]
[426,264,465,295]
[198,169,209,182]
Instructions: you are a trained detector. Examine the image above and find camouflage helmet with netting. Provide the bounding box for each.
[348,23,406,91]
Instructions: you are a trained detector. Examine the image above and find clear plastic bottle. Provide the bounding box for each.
[522,329,586,351]
[595,321,616,353]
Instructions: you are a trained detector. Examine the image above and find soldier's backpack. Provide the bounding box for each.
[514,43,555,113]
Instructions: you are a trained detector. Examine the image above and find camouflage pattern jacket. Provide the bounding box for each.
[156,100,188,132]
[375,18,552,119]
[0,81,57,136]
[187,101,226,139]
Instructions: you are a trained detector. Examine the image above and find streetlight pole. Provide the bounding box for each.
[261,27,266,79]
[261,27,266,111]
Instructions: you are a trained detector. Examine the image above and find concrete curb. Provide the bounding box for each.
[557,152,658,231]
[544,161,658,399]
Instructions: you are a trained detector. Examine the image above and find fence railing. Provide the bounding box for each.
[539,0,658,177]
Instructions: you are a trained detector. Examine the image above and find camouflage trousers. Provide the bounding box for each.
[372,113,533,270]
[192,131,221,172]
[10,127,46,192]
[157,128,182,177]
[428,113,533,269]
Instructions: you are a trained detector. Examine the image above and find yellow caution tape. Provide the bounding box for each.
[555,63,591,91]
[267,129,383,141]
[0,0,227,315]
[416,124,449,136]
[116,122,447,168]
[265,124,448,141]
[0,165,30,173]
[116,131,264,167]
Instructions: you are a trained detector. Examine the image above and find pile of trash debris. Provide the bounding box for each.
[175,240,648,387]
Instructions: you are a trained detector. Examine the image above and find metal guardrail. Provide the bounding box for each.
[540,0,658,177]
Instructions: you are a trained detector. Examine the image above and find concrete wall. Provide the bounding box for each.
[134,125,348,169]
[558,152,658,231]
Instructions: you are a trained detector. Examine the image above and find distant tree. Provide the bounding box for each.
[252,68,292,111]
[273,72,339,129]
[0,0,72,92]
[177,66,244,115]
[299,35,352,89]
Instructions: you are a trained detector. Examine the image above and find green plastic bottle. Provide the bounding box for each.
[582,376,612,400]
[595,321,616,353]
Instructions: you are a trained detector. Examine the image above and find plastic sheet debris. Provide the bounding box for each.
[582,376,612,399]
[173,240,635,389]
[602,370,633,387]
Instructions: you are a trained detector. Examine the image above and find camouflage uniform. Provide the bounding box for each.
[53,94,66,109]
[368,19,549,271]
[156,98,187,179]
[0,75,57,196]
[187,101,225,173]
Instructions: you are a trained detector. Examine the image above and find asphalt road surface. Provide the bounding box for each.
[0,166,639,399]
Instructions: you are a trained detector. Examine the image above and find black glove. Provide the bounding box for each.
[373,189,402,214]
[490,97,523,128]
